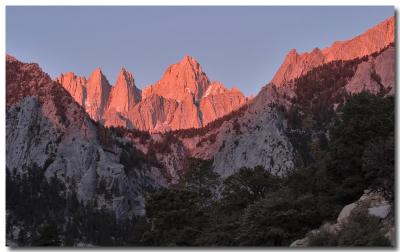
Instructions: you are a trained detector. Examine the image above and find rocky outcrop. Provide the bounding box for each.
[346,45,395,95]
[127,94,201,132]
[142,55,210,101]
[272,48,326,86]
[272,16,395,86]
[290,191,394,247]
[85,68,111,120]
[175,83,295,178]
[102,67,141,127]
[211,84,294,177]
[107,67,141,113]
[57,56,247,131]
[6,55,164,219]
[322,16,395,62]
[56,72,87,106]
[200,81,247,126]
[137,57,246,131]
[178,21,395,179]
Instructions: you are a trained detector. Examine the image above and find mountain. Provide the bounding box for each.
[56,72,87,106]
[85,68,112,120]
[107,67,141,113]
[102,67,142,127]
[171,16,395,178]
[6,15,395,247]
[57,56,247,131]
[6,55,167,221]
[126,93,200,131]
[272,16,395,86]
[142,55,210,101]
[345,45,395,95]
[200,81,248,125]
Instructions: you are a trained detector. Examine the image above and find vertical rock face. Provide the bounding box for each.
[200,81,247,126]
[6,55,165,219]
[183,17,395,179]
[56,57,247,131]
[209,84,294,178]
[345,45,395,95]
[272,48,326,86]
[107,67,141,113]
[322,16,395,62]
[272,16,395,86]
[56,72,87,106]
[85,68,111,120]
[53,16,394,133]
[6,15,396,225]
[169,94,202,130]
[142,55,210,101]
[128,94,176,131]
[102,67,141,128]
[127,94,202,132]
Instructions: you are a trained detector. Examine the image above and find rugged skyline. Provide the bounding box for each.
[51,15,394,132]
[6,8,396,247]
[6,6,394,96]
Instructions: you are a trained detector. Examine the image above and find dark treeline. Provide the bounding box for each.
[6,46,395,247]
[6,92,394,247]
[138,92,394,246]
[6,165,147,246]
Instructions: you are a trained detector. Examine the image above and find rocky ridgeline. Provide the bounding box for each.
[271,16,394,86]
[57,56,247,131]
[6,56,167,219]
[6,16,395,219]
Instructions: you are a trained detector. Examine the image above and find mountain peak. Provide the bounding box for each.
[272,15,395,86]
[85,67,111,120]
[171,55,202,75]
[117,67,135,87]
[56,72,87,106]
[104,67,141,116]
[93,67,103,74]
[311,47,322,54]
[119,66,130,75]
[143,55,210,101]
[88,68,108,83]
[288,48,298,55]
[180,55,198,64]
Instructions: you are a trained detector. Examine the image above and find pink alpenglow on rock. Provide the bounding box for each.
[85,68,111,120]
[56,72,87,106]
[56,56,247,131]
[200,81,247,126]
[106,67,141,113]
[142,55,210,101]
[272,16,395,86]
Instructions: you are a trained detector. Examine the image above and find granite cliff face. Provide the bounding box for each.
[345,46,395,95]
[85,68,112,120]
[6,56,165,219]
[56,72,87,106]
[172,16,395,178]
[272,16,395,86]
[127,93,201,132]
[57,56,247,131]
[107,67,141,113]
[5,15,396,228]
[142,55,210,101]
[53,15,395,179]
[102,67,141,128]
[200,81,247,125]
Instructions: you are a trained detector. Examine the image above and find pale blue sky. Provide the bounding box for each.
[6,6,394,96]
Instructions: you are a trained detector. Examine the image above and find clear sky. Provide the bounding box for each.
[6,6,394,96]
